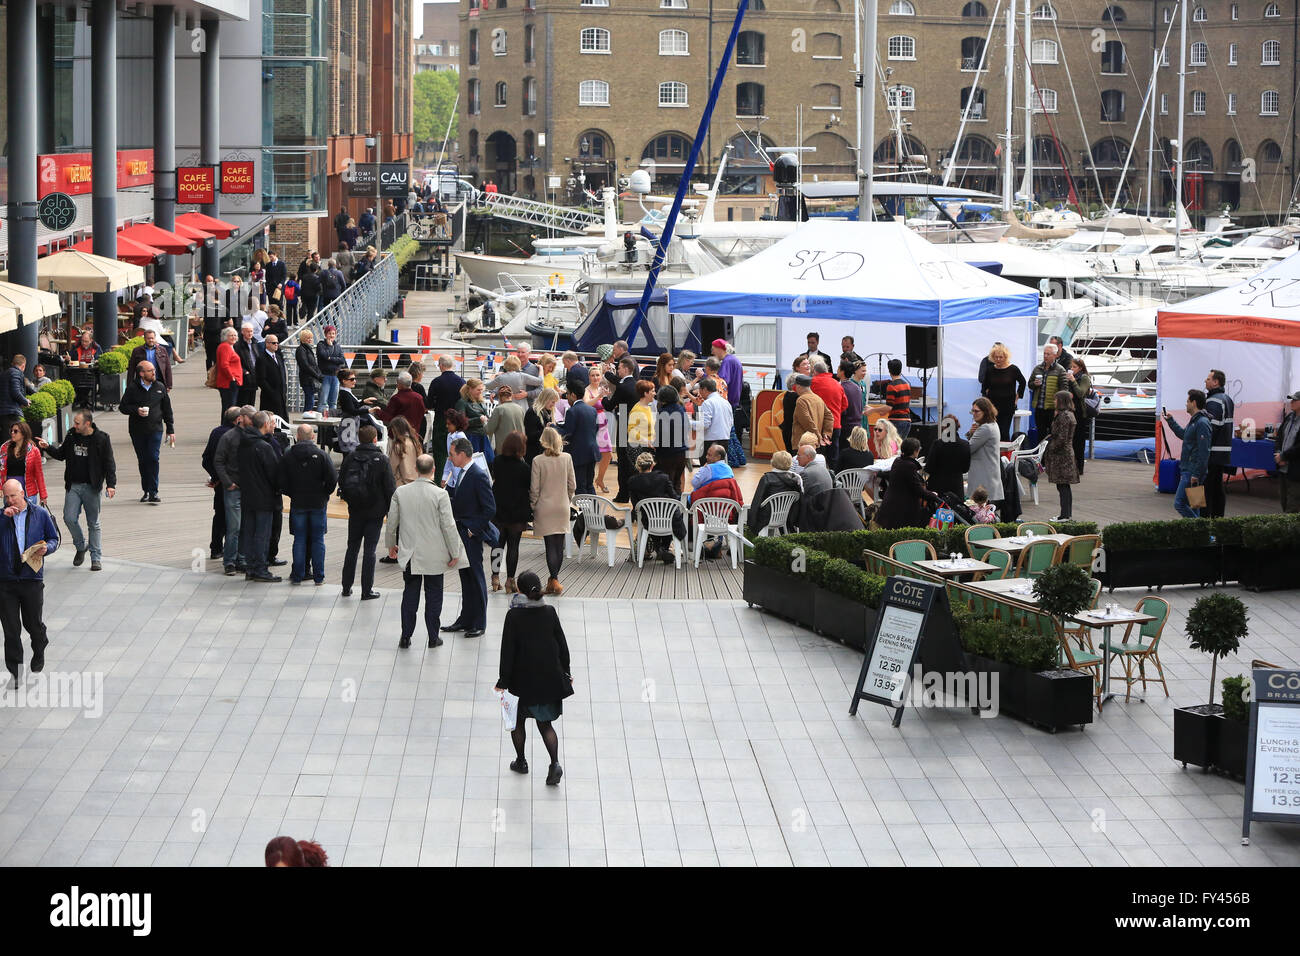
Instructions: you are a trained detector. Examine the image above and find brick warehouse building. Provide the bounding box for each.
[457,0,1299,219]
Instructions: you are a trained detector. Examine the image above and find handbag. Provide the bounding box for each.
[1185,482,1207,509]
[204,365,219,389]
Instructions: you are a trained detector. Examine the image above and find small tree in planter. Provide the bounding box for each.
[1174,593,1249,772]
[1033,563,1096,622]
[1215,675,1251,779]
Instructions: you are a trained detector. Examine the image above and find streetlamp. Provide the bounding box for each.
[366,132,383,251]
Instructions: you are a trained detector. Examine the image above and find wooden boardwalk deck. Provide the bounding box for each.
[69,304,1286,601]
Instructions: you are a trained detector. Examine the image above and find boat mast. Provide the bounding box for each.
[1022,2,1033,206]
[1002,0,1016,212]
[1146,48,1157,218]
[1175,0,1186,256]
[857,0,878,220]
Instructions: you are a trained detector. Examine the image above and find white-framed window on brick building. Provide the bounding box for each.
[580,0,608,5]
[886,85,915,110]
[659,80,688,107]
[1229,42,1238,64]
[1227,92,1238,114]
[1193,5,1207,21]
[737,30,765,64]
[494,81,507,107]
[1262,40,1281,65]
[1191,89,1206,114]
[661,0,687,7]
[659,29,689,55]
[580,27,611,53]
[1265,2,1280,17]
[1031,87,1058,112]
[1031,38,1058,63]
[1032,2,1056,19]
[888,35,916,59]
[523,77,537,115]
[468,79,481,114]
[1261,89,1280,115]
[1159,92,1168,114]
[579,79,609,105]
[1189,42,1207,67]
[525,25,535,63]
[889,0,915,13]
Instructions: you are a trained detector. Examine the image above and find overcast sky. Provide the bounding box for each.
[414,0,457,39]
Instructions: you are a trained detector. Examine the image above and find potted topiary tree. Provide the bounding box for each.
[96,350,128,407]
[1217,675,1251,779]
[1029,563,1100,729]
[1174,592,1249,772]
[1033,563,1096,622]
[23,391,59,444]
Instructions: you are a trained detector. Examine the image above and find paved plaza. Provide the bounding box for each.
[1,556,1298,867]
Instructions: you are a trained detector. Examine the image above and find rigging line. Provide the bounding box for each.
[1016,31,1083,212]
[1047,9,1106,202]
[1106,9,1182,213]
[734,124,771,166]
[944,0,1004,188]
[873,53,920,183]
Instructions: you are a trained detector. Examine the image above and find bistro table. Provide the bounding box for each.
[913,556,1000,580]
[980,533,1072,557]
[966,577,1040,602]
[1071,608,1159,704]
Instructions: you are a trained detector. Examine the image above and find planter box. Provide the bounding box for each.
[743,562,814,630]
[1236,549,1300,591]
[97,372,123,408]
[1174,704,1222,770]
[1100,546,1221,591]
[39,417,57,446]
[969,655,1092,732]
[1220,545,1245,585]
[813,588,876,651]
[56,405,72,443]
[1214,716,1249,779]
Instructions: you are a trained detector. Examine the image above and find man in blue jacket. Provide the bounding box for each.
[1165,389,1213,519]
[0,479,59,683]
[0,355,31,436]
[559,381,599,495]
[444,438,496,638]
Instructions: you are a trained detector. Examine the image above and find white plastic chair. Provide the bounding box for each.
[833,468,874,520]
[1001,433,1026,460]
[688,497,746,569]
[634,497,688,569]
[1011,439,1048,505]
[570,494,629,567]
[754,490,800,538]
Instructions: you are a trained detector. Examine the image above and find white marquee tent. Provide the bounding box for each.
[666,220,1040,422]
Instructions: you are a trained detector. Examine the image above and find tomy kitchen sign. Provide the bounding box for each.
[1242,668,1300,844]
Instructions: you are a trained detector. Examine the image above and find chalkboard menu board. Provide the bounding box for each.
[1242,668,1300,844]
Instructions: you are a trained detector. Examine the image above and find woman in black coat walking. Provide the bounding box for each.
[495,571,573,785]
[924,414,971,499]
[488,431,533,593]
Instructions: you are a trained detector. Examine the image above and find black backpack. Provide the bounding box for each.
[338,451,381,509]
[321,269,343,299]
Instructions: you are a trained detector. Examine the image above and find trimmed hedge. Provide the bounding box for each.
[96,351,128,374]
[23,392,57,425]
[1240,514,1300,551]
[1102,514,1300,552]
[39,379,76,407]
[951,605,1058,671]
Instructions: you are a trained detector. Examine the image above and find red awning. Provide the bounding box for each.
[172,221,216,246]
[176,211,240,239]
[120,222,196,255]
[67,235,164,266]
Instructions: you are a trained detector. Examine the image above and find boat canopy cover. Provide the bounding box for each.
[566,287,700,356]
[666,220,1038,326]
[798,181,1002,201]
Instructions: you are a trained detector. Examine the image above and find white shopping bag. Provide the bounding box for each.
[498,690,520,732]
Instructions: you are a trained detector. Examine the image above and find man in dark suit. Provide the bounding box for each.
[264,251,287,302]
[234,323,262,407]
[426,356,466,476]
[0,479,59,684]
[561,351,590,392]
[236,411,284,582]
[127,329,174,391]
[256,334,289,420]
[560,382,599,495]
[601,355,640,503]
[444,437,496,639]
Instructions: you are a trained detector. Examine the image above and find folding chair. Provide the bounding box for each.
[688,497,746,569]
[1102,596,1171,701]
[570,494,630,567]
[833,468,874,520]
[634,497,688,569]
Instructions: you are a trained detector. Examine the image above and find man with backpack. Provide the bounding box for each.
[337,424,396,599]
[319,259,346,308]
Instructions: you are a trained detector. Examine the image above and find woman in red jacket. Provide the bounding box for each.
[214,326,243,417]
[0,421,48,508]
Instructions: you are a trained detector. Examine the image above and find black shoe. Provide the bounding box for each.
[428,635,444,648]
[210,549,223,560]
[248,574,281,583]
[90,562,102,572]
[341,588,352,597]
[399,636,411,649]
[510,758,529,774]
[140,493,149,503]
[545,763,563,786]
[224,565,238,576]
[289,577,303,585]
[314,579,324,586]
[379,556,398,564]
[73,549,86,567]
[464,628,485,638]
[360,590,381,600]
[440,623,466,633]
[146,493,161,504]
[269,559,287,567]
[31,645,45,673]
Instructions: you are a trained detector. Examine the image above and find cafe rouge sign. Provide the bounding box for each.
[38,150,154,199]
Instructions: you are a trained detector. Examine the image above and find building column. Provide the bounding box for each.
[36,8,56,155]
[200,18,222,280]
[92,0,119,350]
[6,0,40,363]
[154,7,177,284]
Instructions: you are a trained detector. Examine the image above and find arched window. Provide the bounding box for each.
[889,0,915,13]
[523,77,537,114]
[579,79,609,105]
[1191,90,1207,114]
[955,136,997,165]
[1192,5,1206,20]
[1260,140,1283,163]
[726,131,775,164]
[814,0,841,10]
[643,132,692,160]
[661,0,688,7]
[1264,2,1280,16]
[1100,89,1125,122]
[659,29,689,55]
[494,81,508,107]
[659,81,688,107]
[1261,89,1280,115]
[1102,5,1125,21]
[960,86,987,118]
[580,27,611,53]
[1092,137,1127,167]
[1032,3,1056,19]
[1033,136,1063,164]
[1031,38,1058,63]
[1189,41,1207,66]
[1031,87,1058,112]
[886,85,916,110]
[737,82,765,116]
[962,1,988,16]
[468,79,481,114]
[737,31,765,65]
[1185,139,1213,169]
[577,130,611,159]
[888,35,916,59]
[748,0,765,9]
[804,131,854,168]
[813,83,842,108]
[1262,39,1281,64]
[874,133,926,164]
[813,32,843,57]
[961,36,986,68]
[1101,39,1124,71]
[1224,139,1243,168]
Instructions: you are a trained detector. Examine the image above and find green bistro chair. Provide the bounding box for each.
[889,539,938,568]
[1015,538,1061,579]
[1017,521,1057,536]
[1059,534,1103,572]
[965,524,1000,560]
[1102,596,1172,701]
[1061,578,1104,644]
[975,548,1013,581]
[1050,613,1105,710]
